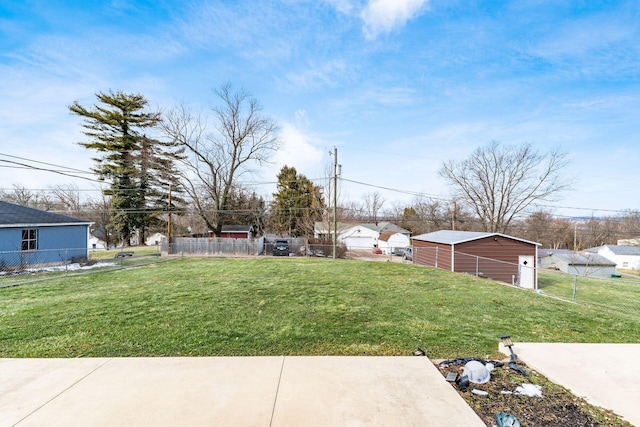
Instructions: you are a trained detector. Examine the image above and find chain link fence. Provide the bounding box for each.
[409,245,640,316]
[0,246,169,288]
[3,242,638,319]
[536,268,640,315]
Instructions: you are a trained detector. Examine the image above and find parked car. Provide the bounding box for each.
[402,246,413,261]
[272,240,290,256]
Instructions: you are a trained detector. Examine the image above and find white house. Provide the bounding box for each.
[617,238,640,246]
[88,235,107,250]
[313,222,410,251]
[586,245,640,270]
[145,232,166,246]
[540,251,617,278]
[340,224,380,250]
[378,232,410,255]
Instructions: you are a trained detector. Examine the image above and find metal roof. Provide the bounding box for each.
[549,252,617,266]
[586,245,640,256]
[377,221,410,234]
[411,230,540,246]
[0,201,92,228]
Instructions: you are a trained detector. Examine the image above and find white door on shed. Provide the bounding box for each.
[518,255,535,289]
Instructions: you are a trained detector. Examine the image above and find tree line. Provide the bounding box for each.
[2,84,638,250]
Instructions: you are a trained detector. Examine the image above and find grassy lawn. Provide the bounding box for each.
[538,270,640,315]
[89,246,161,260]
[1,257,638,358]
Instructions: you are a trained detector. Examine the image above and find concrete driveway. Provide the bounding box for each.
[500,342,640,427]
[0,356,485,427]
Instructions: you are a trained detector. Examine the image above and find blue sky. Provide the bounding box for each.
[1,0,639,217]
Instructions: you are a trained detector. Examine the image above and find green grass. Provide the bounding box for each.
[89,246,161,260]
[1,258,638,358]
[538,270,640,316]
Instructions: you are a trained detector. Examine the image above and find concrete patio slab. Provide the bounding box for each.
[272,356,484,426]
[0,358,111,427]
[0,356,485,427]
[500,343,640,427]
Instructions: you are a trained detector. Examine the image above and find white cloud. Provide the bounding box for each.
[272,123,325,176]
[360,0,430,40]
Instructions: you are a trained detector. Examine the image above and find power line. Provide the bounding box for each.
[2,151,638,216]
[0,153,94,175]
[340,177,449,201]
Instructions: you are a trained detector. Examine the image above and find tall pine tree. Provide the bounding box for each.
[70,90,182,245]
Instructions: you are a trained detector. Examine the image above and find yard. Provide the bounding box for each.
[1,257,638,426]
[1,257,638,358]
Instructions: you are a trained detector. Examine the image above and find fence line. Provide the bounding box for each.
[0,246,168,288]
[166,237,267,256]
[408,245,640,316]
[2,242,638,318]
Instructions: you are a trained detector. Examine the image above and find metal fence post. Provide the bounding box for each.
[572,275,577,302]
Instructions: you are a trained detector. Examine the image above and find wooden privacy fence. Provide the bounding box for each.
[165,237,265,256]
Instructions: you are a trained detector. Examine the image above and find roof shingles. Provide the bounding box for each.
[0,201,91,227]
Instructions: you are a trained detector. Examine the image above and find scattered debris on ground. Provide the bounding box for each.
[435,358,633,427]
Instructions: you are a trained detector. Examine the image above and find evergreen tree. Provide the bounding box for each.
[70,90,182,245]
[272,166,325,237]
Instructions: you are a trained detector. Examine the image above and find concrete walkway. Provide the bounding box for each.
[0,356,485,427]
[500,343,640,427]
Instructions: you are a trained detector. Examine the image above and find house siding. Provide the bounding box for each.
[540,254,616,278]
[0,224,89,266]
[218,232,250,239]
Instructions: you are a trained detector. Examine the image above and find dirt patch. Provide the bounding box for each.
[435,358,632,427]
[346,249,404,263]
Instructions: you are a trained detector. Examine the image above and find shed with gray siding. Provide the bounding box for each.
[411,230,540,289]
[539,252,616,278]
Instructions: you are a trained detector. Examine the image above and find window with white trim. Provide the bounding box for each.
[21,228,38,251]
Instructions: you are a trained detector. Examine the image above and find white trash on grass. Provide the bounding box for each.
[515,383,542,397]
[461,360,494,384]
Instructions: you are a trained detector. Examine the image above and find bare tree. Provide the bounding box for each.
[162,83,280,235]
[50,184,83,214]
[519,210,574,249]
[439,141,569,233]
[84,192,116,248]
[362,192,384,222]
[1,185,37,207]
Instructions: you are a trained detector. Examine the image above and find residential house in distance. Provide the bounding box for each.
[411,230,540,289]
[617,238,640,246]
[585,245,640,270]
[0,200,92,268]
[218,225,256,239]
[377,231,410,255]
[539,250,617,278]
[313,222,410,251]
[145,232,166,246]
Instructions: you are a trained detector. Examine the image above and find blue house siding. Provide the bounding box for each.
[0,225,90,267]
[0,201,93,268]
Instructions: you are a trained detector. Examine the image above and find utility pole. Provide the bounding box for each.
[167,184,172,254]
[333,147,338,260]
